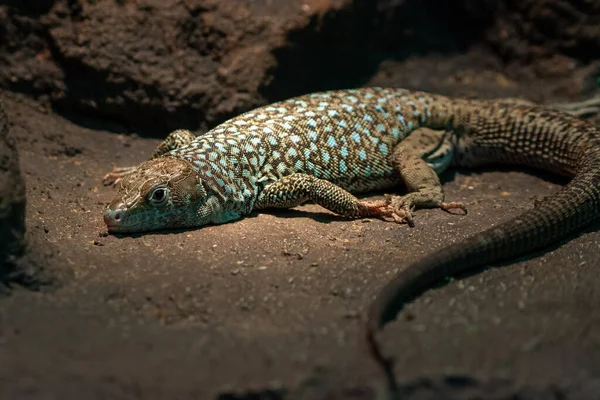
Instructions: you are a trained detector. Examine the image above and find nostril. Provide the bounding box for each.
[104,208,124,226]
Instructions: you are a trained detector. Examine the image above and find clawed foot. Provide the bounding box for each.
[358,199,406,224]
[358,195,468,227]
[386,194,418,227]
[357,198,417,226]
[102,165,137,186]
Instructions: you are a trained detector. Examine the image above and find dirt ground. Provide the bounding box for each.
[2,76,600,398]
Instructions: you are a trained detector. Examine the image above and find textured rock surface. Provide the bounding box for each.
[1,0,337,134]
[0,99,26,284]
[1,0,597,136]
[459,0,600,63]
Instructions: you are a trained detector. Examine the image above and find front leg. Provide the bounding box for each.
[387,131,467,226]
[255,174,403,222]
[103,129,197,186]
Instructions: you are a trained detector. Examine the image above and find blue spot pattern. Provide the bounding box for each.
[169,87,442,213]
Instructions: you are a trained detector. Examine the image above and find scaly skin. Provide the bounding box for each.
[103,88,597,232]
[103,88,472,232]
[102,88,600,394]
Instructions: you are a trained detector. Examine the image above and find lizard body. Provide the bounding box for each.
[104,88,471,231]
[103,87,600,392]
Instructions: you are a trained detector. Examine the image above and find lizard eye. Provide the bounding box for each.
[149,187,168,205]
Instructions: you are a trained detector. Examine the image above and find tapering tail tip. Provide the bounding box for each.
[362,309,399,394]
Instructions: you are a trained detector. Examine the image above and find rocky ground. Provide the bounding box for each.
[1,1,600,399]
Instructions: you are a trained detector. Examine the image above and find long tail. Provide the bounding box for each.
[364,107,600,392]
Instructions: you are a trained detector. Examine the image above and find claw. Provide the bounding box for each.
[440,201,468,215]
[357,198,414,226]
[102,173,121,186]
[387,212,405,224]
[389,196,417,227]
[102,165,137,187]
[400,207,415,227]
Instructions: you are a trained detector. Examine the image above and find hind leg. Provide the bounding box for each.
[386,128,466,227]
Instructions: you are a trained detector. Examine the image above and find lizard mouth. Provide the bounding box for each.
[104,221,139,234]
[105,223,122,233]
[103,210,153,234]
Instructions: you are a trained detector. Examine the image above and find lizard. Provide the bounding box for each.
[102,87,477,232]
[102,87,600,392]
[102,88,598,232]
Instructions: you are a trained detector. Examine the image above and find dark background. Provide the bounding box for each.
[1,1,600,399]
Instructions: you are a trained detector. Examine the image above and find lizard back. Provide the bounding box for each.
[169,88,454,209]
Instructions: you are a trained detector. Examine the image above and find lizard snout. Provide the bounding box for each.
[103,205,125,230]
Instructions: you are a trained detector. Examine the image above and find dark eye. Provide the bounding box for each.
[150,188,167,203]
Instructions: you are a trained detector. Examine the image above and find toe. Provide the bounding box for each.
[399,208,415,227]
[440,201,468,215]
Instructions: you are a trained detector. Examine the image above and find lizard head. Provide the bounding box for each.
[103,158,220,233]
